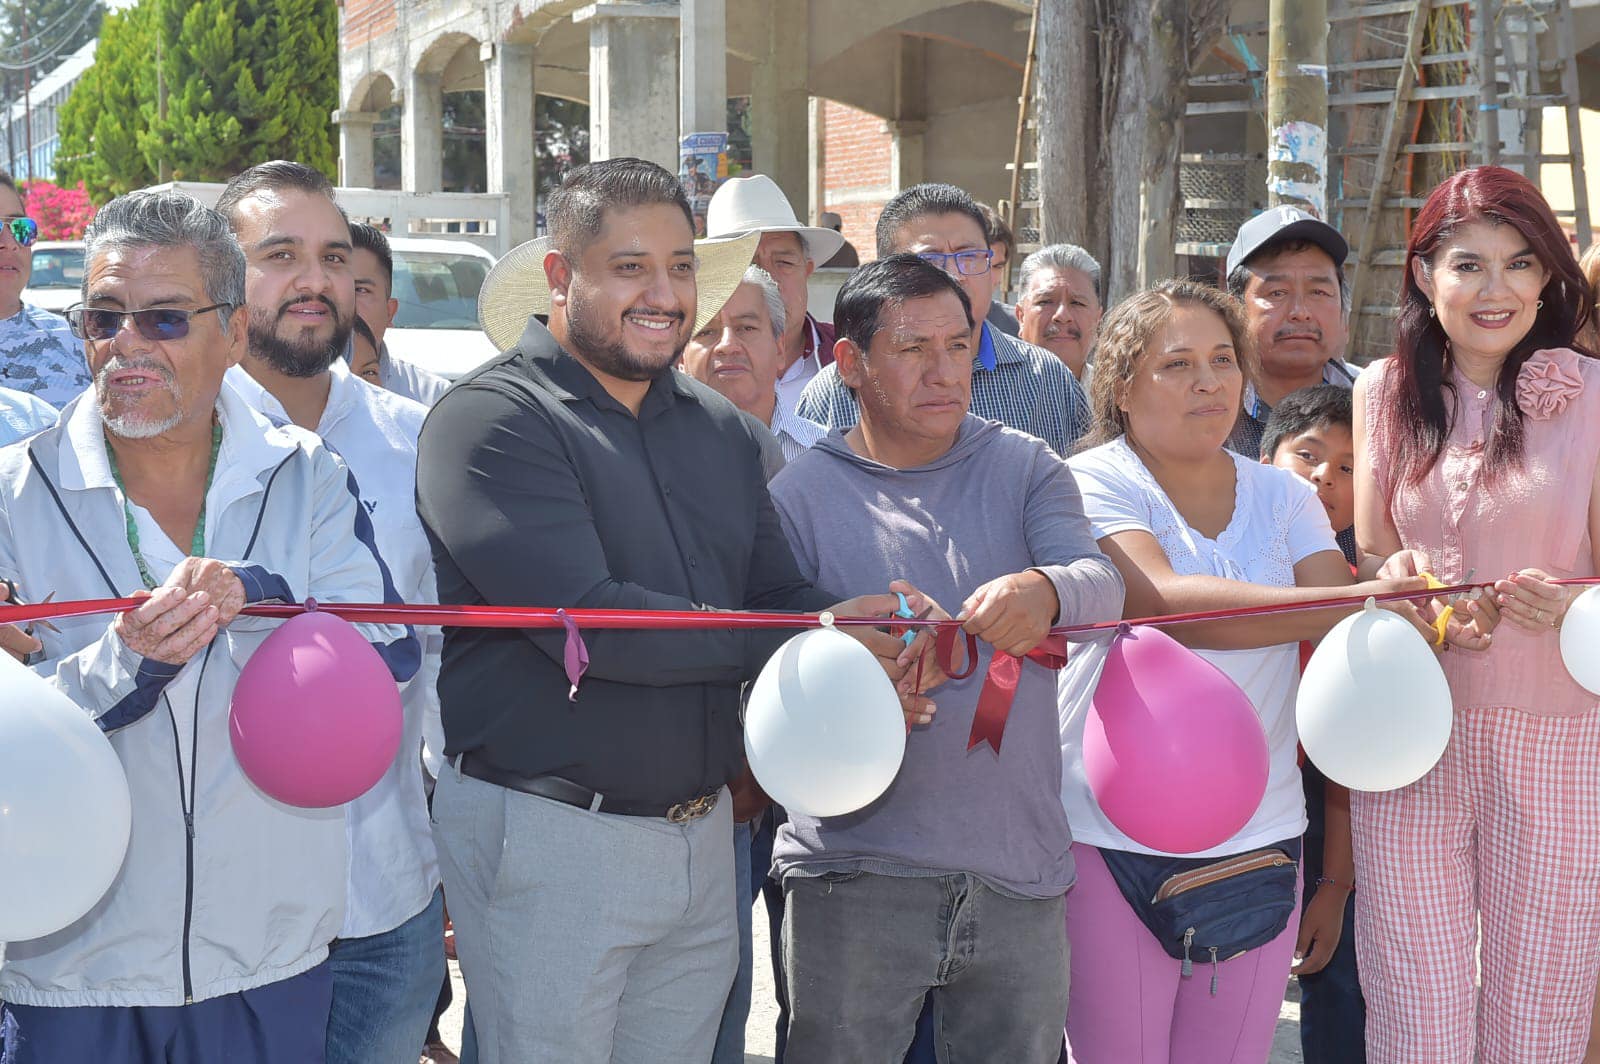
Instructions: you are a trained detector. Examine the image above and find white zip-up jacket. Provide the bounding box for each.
[228,360,441,940]
[0,383,418,1007]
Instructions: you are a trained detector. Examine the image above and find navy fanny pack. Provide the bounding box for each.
[1099,838,1301,994]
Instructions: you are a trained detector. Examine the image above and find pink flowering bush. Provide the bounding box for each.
[21,180,95,240]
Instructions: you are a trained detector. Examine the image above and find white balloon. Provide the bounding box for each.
[1560,587,1600,696]
[1297,603,1453,792]
[744,628,907,818]
[0,653,132,942]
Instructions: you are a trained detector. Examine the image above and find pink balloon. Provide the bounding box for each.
[229,609,403,808]
[1084,626,1269,854]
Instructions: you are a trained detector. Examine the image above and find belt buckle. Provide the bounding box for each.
[667,791,718,823]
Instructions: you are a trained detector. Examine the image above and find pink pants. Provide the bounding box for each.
[1351,704,1600,1064]
[1063,843,1301,1064]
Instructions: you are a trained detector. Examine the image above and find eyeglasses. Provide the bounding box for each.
[66,303,232,342]
[1,216,37,248]
[917,249,993,277]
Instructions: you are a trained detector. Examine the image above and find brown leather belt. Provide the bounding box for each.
[455,752,720,823]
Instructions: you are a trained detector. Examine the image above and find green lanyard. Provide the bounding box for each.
[105,421,223,591]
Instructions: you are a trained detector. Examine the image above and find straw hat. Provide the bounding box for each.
[705,174,845,264]
[477,231,761,353]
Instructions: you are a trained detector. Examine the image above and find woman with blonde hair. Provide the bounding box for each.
[1057,280,1455,1063]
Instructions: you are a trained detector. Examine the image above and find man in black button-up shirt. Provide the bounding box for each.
[417,158,931,1064]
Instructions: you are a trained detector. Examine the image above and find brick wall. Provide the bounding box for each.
[341,0,397,49]
[821,100,894,263]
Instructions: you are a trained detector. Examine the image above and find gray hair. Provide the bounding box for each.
[1225,239,1353,319]
[742,265,787,339]
[82,190,246,333]
[1017,243,1103,302]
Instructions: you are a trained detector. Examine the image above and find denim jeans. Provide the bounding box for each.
[783,870,1069,1063]
[1299,764,1367,1064]
[751,807,789,1062]
[327,887,447,1064]
[711,820,756,1064]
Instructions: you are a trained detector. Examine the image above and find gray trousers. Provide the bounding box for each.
[431,763,737,1064]
[782,870,1070,1064]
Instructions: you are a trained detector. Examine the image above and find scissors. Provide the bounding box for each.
[2,579,60,636]
[1422,567,1475,648]
[892,591,932,648]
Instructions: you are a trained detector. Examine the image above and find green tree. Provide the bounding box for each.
[54,4,156,199]
[56,0,337,200]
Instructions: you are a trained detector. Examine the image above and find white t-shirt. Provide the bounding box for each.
[1058,437,1338,858]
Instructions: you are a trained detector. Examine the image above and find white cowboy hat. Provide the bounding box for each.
[477,231,761,353]
[705,174,845,265]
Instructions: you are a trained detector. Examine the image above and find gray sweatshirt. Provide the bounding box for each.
[768,416,1124,897]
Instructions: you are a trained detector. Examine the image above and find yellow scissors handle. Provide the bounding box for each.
[1422,572,1451,647]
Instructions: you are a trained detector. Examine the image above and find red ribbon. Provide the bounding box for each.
[967,635,1070,754]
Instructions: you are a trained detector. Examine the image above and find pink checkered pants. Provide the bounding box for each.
[1350,705,1600,1064]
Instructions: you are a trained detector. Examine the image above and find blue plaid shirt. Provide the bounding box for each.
[794,323,1090,456]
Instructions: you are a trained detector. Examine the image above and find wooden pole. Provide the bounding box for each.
[1005,0,1040,295]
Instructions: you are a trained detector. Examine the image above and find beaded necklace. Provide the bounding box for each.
[105,421,223,590]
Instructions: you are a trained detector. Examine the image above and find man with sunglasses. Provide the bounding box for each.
[0,189,416,1063]
[0,172,88,408]
[794,183,1089,457]
[216,160,446,1064]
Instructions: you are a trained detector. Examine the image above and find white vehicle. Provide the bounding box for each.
[380,237,500,380]
[22,240,85,315]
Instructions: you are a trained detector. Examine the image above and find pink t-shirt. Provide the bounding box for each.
[1364,349,1600,716]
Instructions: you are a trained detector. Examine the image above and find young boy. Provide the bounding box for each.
[1261,384,1357,566]
[349,316,384,387]
[1261,383,1365,1064]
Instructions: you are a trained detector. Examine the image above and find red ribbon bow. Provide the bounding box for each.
[922,624,1069,754]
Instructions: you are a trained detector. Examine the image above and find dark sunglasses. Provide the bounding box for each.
[1,216,37,248]
[66,303,232,342]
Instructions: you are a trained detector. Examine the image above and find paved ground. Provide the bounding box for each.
[431,916,1307,1063]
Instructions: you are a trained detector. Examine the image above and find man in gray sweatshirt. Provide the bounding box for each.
[768,255,1124,1062]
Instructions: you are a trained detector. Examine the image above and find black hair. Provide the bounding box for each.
[547,158,693,258]
[976,202,1015,264]
[216,160,342,228]
[350,315,377,352]
[0,169,21,208]
[1225,238,1352,318]
[349,221,394,291]
[834,253,974,352]
[1259,384,1354,461]
[874,183,988,258]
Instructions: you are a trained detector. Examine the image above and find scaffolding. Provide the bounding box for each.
[1178,0,1592,362]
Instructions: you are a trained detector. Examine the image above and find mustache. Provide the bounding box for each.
[623,305,686,323]
[279,295,339,320]
[1273,324,1323,342]
[95,357,176,386]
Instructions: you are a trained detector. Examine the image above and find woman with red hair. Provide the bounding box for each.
[1353,164,1600,1061]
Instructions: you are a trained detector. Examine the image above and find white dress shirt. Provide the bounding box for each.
[228,359,442,938]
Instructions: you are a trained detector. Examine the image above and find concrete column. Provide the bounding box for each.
[750,0,809,213]
[333,109,378,188]
[679,0,726,136]
[807,96,825,225]
[576,3,680,171]
[888,120,927,190]
[483,41,538,246]
[888,36,927,191]
[402,71,443,193]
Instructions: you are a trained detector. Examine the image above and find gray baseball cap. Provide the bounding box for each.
[1225,205,1350,277]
